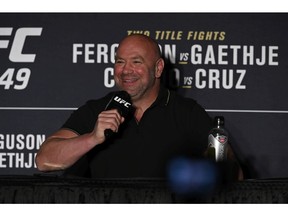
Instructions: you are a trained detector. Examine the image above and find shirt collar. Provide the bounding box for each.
[151,85,170,108]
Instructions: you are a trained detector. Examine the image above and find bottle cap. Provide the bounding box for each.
[214,116,224,126]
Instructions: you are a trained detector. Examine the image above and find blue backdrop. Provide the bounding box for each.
[1,13,288,178]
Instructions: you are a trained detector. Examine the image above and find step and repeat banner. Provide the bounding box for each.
[1,13,288,179]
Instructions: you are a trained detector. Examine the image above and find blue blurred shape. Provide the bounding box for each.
[167,157,219,197]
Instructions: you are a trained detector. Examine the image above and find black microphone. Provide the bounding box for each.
[104,91,133,139]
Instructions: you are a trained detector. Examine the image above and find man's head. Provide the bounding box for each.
[114,34,165,102]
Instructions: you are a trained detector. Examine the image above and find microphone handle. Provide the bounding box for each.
[104,128,114,139]
[104,106,120,139]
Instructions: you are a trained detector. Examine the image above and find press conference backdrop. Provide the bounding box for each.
[1,13,287,179]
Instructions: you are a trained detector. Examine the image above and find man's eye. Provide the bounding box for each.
[116,60,125,64]
[133,60,142,64]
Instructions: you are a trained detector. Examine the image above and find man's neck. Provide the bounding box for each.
[132,84,160,122]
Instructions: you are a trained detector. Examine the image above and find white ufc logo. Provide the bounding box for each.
[114,96,131,108]
[0,27,43,62]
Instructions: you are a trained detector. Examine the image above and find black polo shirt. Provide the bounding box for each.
[62,86,213,178]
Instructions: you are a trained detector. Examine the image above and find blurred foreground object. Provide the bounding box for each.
[167,157,220,197]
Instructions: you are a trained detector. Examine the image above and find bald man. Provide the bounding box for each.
[36,34,240,179]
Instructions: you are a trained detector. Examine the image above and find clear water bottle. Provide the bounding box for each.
[207,116,228,162]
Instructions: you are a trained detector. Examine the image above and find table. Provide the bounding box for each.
[0,175,288,203]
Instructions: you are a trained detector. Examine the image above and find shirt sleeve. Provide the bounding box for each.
[177,96,213,156]
[189,102,213,154]
[61,93,115,135]
[61,101,97,135]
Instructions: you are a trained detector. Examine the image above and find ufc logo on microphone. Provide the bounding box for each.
[114,96,131,108]
[0,27,43,62]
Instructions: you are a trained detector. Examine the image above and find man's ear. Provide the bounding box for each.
[155,58,165,78]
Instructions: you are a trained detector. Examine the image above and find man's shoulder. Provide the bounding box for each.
[167,90,210,117]
[169,90,198,106]
[78,92,115,112]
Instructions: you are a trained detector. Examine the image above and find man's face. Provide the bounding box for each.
[114,36,160,101]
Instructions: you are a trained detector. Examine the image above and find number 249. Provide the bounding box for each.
[0,68,30,90]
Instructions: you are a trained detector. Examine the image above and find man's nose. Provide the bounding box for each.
[122,62,133,74]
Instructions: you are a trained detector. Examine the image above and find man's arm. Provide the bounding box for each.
[35,129,98,171]
[227,144,244,180]
[35,109,124,172]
